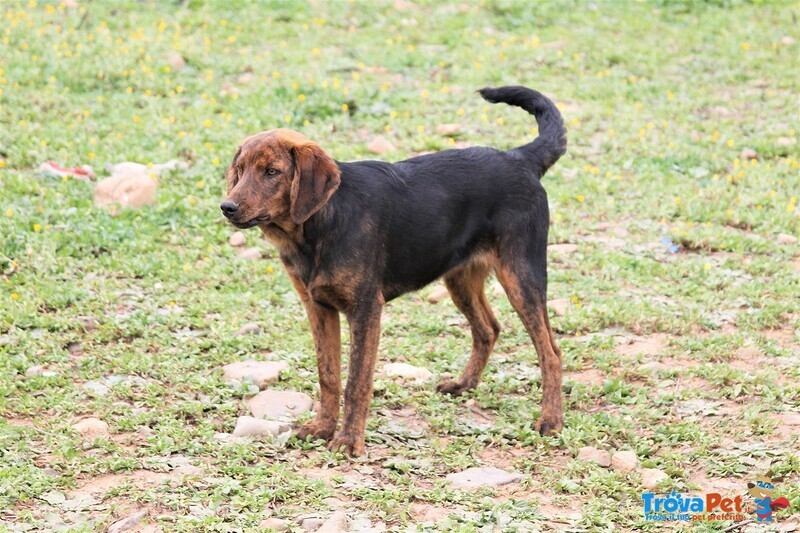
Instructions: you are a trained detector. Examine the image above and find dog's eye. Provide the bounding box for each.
[265,168,279,176]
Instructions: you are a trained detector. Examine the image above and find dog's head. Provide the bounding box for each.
[221,129,341,229]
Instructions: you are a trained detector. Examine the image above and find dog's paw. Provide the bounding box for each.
[534,414,563,436]
[436,379,474,396]
[296,418,336,443]
[327,431,365,457]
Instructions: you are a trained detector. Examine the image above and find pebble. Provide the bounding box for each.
[577,446,611,467]
[446,467,524,489]
[238,247,262,260]
[367,136,396,155]
[382,362,433,382]
[83,380,111,397]
[235,323,261,337]
[611,450,638,473]
[228,231,246,247]
[299,517,326,531]
[739,147,758,160]
[317,511,348,533]
[232,416,290,438]
[72,418,110,439]
[549,243,579,255]
[24,365,46,377]
[427,285,450,304]
[777,233,797,245]
[259,518,289,531]
[76,316,99,331]
[247,390,314,420]
[108,509,148,533]
[436,123,461,136]
[641,468,669,489]
[222,360,287,388]
[548,298,570,317]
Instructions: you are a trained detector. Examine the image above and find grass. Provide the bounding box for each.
[1,0,799,531]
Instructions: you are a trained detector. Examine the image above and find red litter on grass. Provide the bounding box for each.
[39,161,95,181]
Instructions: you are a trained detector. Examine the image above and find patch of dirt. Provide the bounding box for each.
[687,471,744,494]
[566,368,606,386]
[615,334,668,357]
[72,470,172,499]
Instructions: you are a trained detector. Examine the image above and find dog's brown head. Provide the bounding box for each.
[221,129,341,229]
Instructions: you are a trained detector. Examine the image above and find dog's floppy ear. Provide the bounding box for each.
[225,147,242,190]
[289,142,341,224]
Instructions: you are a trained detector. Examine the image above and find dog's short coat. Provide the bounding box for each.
[222,86,567,456]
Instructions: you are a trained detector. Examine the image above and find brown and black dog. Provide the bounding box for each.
[221,86,567,456]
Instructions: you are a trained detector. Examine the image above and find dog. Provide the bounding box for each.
[221,86,567,456]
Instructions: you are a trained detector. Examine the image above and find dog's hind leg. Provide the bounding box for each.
[436,259,501,396]
[495,236,564,436]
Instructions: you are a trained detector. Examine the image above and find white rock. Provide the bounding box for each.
[436,123,461,136]
[247,390,314,420]
[427,285,450,303]
[167,51,186,70]
[222,360,287,388]
[549,243,579,255]
[25,365,46,377]
[777,233,797,245]
[259,518,288,531]
[232,416,290,438]
[235,323,261,336]
[383,362,433,382]
[108,509,148,533]
[548,298,570,317]
[446,467,524,488]
[83,380,110,397]
[367,136,396,155]
[641,468,669,489]
[228,231,246,247]
[611,450,638,473]
[299,517,325,531]
[72,418,110,439]
[238,247,262,260]
[317,511,348,533]
[577,446,611,467]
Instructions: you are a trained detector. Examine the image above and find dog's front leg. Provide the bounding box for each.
[287,272,342,443]
[328,298,382,457]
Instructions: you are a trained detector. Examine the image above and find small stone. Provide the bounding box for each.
[237,73,254,85]
[25,365,46,377]
[259,518,288,531]
[232,416,290,437]
[777,233,797,245]
[72,418,110,439]
[222,360,287,388]
[247,390,314,419]
[299,517,325,531]
[238,247,262,260]
[446,467,524,489]
[735,346,760,359]
[235,323,261,337]
[317,511,348,533]
[781,35,796,45]
[382,362,433,382]
[83,380,110,397]
[427,285,450,304]
[577,446,611,467]
[367,136,396,155]
[228,231,246,247]
[549,243,579,255]
[167,51,186,70]
[777,137,797,146]
[638,361,666,372]
[611,450,638,473]
[436,123,461,136]
[739,148,758,160]
[76,316,98,331]
[108,509,148,533]
[173,465,204,477]
[548,298,570,317]
[136,426,154,438]
[641,468,669,489]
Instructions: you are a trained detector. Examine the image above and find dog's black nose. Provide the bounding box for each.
[220,201,239,217]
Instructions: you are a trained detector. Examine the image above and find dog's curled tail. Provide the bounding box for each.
[479,86,567,176]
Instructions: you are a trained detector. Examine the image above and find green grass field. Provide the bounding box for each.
[1,1,799,531]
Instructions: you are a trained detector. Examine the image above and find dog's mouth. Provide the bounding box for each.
[230,215,270,229]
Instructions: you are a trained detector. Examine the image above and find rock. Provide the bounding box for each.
[228,231,246,247]
[777,137,797,146]
[446,467,524,489]
[83,380,110,397]
[777,233,797,245]
[611,450,638,473]
[427,285,450,303]
[222,360,287,387]
[232,416,290,437]
[367,136,396,155]
[238,247,262,260]
[259,518,289,531]
[237,73,254,85]
[549,243,579,255]
[235,323,261,337]
[548,298,570,317]
[735,346,760,359]
[436,123,461,136]
[638,361,666,372]
[641,468,669,489]
[739,148,758,160]
[299,517,326,531]
[167,51,186,70]
[247,390,314,419]
[72,418,110,439]
[136,426,154,438]
[382,362,433,382]
[76,315,98,331]
[94,174,158,209]
[317,511,348,533]
[781,35,796,45]
[577,446,611,467]
[172,465,204,477]
[108,509,148,533]
[25,365,46,377]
